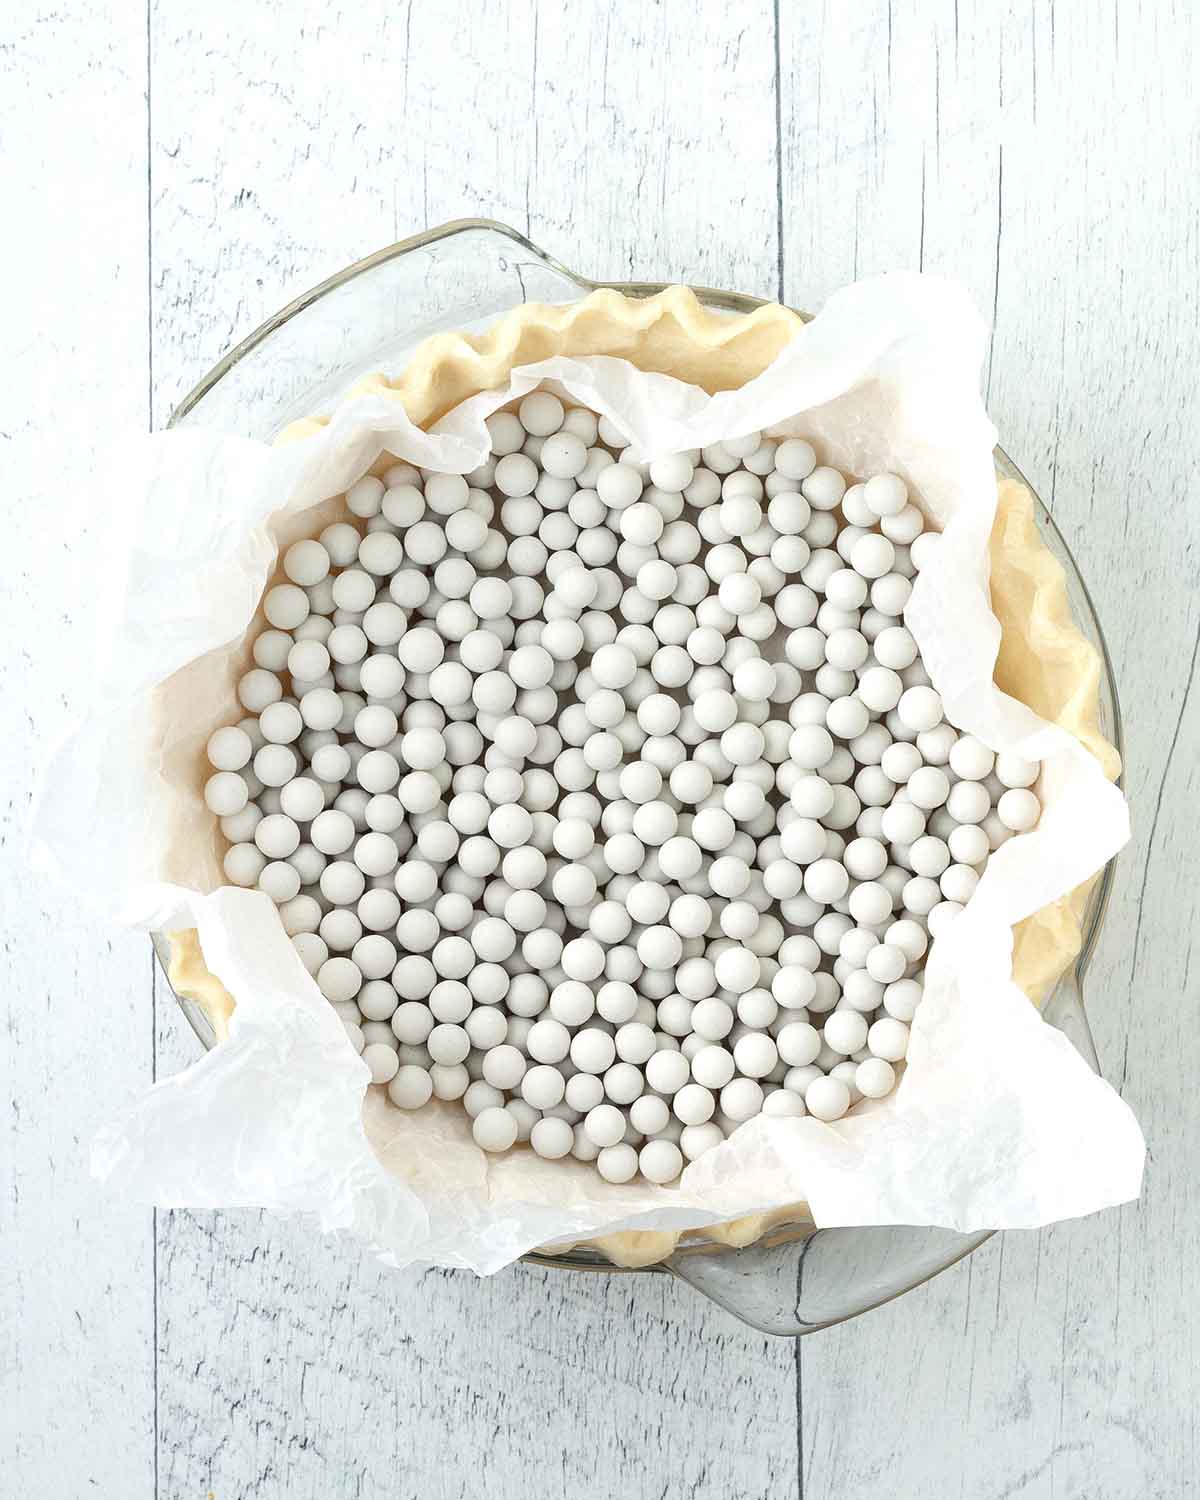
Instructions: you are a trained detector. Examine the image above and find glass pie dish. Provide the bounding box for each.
[157,219,1123,1335]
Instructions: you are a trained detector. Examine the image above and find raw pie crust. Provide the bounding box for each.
[165,287,1120,1268]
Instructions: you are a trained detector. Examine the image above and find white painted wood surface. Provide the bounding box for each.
[1,6,156,1496]
[3,2,1196,1497]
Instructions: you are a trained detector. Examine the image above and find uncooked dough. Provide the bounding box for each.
[165,286,1120,1267]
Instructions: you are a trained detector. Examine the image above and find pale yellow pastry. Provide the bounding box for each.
[166,287,1119,1265]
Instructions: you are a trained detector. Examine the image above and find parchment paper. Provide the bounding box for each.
[33,275,1143,1272]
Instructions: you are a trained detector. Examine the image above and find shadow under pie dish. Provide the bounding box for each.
[153,272,1124,1282]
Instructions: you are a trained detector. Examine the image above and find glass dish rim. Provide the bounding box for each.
[159,217,1124,1297]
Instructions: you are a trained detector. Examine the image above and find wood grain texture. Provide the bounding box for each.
[0,3,157,1495]
[781,4,1200,1498]
[153,1207,796,1500]
[147,0,782,425]
[7,0,1199,1496]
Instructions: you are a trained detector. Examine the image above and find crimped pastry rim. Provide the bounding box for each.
[166,285,1119,1269]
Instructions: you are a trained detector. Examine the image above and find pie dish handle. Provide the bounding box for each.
[664,1222,992,1337]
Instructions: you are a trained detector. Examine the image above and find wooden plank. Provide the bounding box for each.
[149,2,797,1496]
[0,3,156,1495]
[155,1209,798,1500]
[782,3,1200,1496]
[149,0,785,425]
